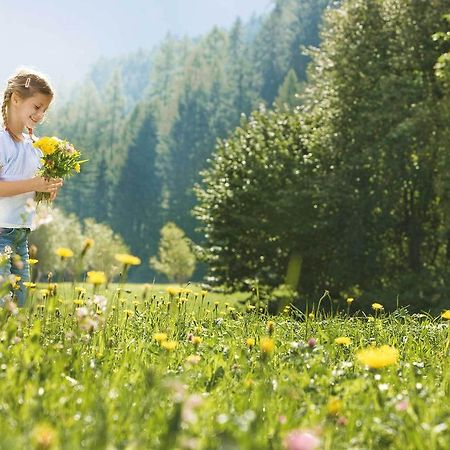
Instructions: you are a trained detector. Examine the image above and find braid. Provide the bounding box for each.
[2,90,11,130]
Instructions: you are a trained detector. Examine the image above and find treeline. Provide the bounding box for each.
[42,0,332,280]
[196,0,450,311]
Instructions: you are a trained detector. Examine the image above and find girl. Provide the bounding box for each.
[0,68,63,306]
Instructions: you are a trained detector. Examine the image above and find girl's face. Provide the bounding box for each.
[11,92,53,129]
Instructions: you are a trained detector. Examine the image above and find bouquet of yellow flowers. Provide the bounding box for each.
[33,136,87,203]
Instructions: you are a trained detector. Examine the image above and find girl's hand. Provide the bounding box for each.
[33,177,63,193]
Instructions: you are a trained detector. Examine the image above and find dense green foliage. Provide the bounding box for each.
[196,0,450,311]
[41,0,331,280]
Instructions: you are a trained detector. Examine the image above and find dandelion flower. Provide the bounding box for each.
[441,310,450,320]
[161,340,178,351]
[33,136,59,155]
[371,303,384,312]
[87,271,106,285]
[335,337,352,346]
[55,247,74,258]
[31,422,58,450]
[23,282,36,289]
[154,332,168,343]
[346,297,354,305]
[115,253,141,266]
[327,397,342,415]
[356,345,399,369]
[246,338,255,348]
[28,258,39,265]
[191,336,202,345]
[260,337,274,355]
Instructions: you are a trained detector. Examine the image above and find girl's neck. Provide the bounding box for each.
[5,117,25,141]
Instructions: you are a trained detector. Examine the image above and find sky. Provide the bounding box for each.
[0,0,273,90]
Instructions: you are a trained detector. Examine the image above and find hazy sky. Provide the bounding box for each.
[0,0,272,89]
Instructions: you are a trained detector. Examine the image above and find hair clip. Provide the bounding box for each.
[25,77,31,88]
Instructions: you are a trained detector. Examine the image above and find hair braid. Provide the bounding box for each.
[2,89,11,129]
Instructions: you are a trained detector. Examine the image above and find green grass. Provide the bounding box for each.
[0,283,449,449]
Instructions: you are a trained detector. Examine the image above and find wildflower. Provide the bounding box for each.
[371,303,384,312]
[166,287,181,297]
[308,312,314,319]
[395,399,409,411]
[87,271,106,285]
[154,332,168,343]
[267,320,275,336]
[31,422,58,449]
[115,253,141,266]
[93,295,107,313]
[28,258,39,265]
[260,337,274,355]
[124,309,133,318]
[191,336,202,346]
[441,310,450,320]
[161,340,178,351]
[356,345,399,369]
[23,281,36,289]
[246,338,255,348]
[201,290,208,299]
[283,429,320,450]
[334,337,352,346]
[307,338,317,348]
[39,289,50,298]
[73,299,84,306]
[346,297,354,305]
[327,397,342,415]
[55,247,73,258]
[33,136,59,155]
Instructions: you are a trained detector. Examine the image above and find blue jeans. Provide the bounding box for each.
[0,228,31,307]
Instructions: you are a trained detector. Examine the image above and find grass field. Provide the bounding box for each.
[0,281,449,449]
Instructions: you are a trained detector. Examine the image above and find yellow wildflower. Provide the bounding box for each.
[28,258,39,265]
[267,320,275,335]
[191,336,202,345]
[441,310,450,320]
[33,136,59,155]
[246,338,255,348]
[327,397,343,415]
[31,422,58,449]
[74,163,81,173]
[166,287,181,297]
[23,282,36,289]
[161,340,178,351]
[346,297,354,305]
[335,337,352,346]
[55,247,73,258]
[87,271,106,285]
[371,303,384,312]
[154,332,168,343]
[260,337,274,355]
[356,345,399,369]
[115,253,141,266]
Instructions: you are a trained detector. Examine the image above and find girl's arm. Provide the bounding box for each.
[0,177,63,197]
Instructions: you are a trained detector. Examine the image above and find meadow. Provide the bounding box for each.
[0,279,449,450]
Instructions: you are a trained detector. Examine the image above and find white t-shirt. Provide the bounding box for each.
[0,129,42,229]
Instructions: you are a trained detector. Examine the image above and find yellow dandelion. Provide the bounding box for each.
[191,336,202,345]
[260,337,275,355]
[154,332,168,343]
[246,338,255,348]
[441,310,450,320]
[356,345,399,369]
[31,422,58,449]
[39,289,50,297]
[124,309,134,318]
[33,136,59,155]
[346,297,354,305]
[161,340,178,351]
[23,282,36,289]
[28,258,39,265]
[267,320,275,335]
[74,163,81,173]
[327,397,343,415]
[73,299,84,306]
[372,303,384,312]
[87,271,106,285]
[335,337,352,346]
[114,253,141,266]
[55,247,74,258]
[166,286,181,297]
[308,312,314,319]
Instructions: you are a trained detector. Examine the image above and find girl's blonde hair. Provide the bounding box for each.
[2,68,54,141]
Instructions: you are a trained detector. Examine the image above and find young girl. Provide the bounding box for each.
[0,68,63,306]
